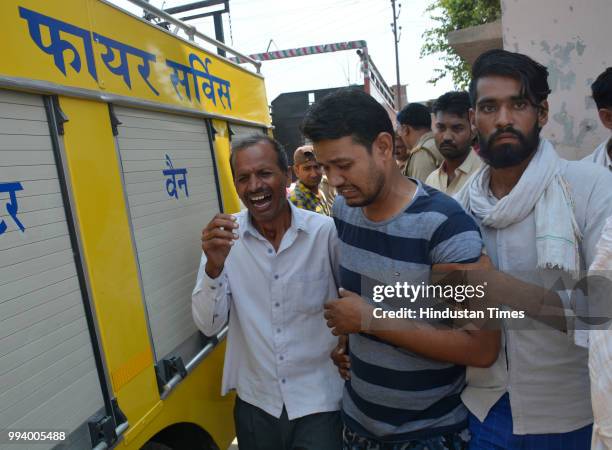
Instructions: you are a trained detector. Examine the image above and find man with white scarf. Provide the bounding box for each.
[583,67,612,171]
[454,49,612,449]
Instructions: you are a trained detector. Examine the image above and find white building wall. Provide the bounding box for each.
[501,0,612,159]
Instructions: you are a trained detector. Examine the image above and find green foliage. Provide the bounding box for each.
[421,0,501,88]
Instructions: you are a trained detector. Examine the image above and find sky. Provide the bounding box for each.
[108,0,454,104]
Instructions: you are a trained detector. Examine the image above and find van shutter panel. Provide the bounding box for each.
[0,89,105,450]
[113,106,221,365]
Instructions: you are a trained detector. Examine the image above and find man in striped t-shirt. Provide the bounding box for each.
[302,88,500,449]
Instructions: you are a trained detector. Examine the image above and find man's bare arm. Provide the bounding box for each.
[432,256,567,332]
[324,288,501,368]
[368,326,500,368]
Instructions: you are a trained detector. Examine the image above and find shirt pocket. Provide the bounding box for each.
[287,272,332,315]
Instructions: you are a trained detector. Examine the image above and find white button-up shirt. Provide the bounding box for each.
[192,202,343,420]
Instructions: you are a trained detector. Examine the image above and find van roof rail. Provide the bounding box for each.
[124,0,262,73]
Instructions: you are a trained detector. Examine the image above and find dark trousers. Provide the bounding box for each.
[233,396,342,450]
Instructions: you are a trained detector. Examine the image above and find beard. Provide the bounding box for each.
[478,124,540,169]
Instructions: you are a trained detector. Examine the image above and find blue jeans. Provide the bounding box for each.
[469,394,592,450]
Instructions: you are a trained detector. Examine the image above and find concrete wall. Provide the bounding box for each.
[501,0,611,159]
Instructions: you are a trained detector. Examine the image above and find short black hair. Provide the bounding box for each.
[592,67,612,110]
[469,49,551,107]
[230,134,288,173]
[432,91,471,118]
[396,103,432,130]
[301,88,393,150]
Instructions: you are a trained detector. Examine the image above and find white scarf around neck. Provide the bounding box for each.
[455,138,582,276]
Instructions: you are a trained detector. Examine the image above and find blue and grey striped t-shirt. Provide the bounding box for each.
[333,180,482,442]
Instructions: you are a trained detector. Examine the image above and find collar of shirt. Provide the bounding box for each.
[290,180,325,214]
[441,148,478,175]
[240,200,309,242]
[606,137,612,169]
[296,180,320,197]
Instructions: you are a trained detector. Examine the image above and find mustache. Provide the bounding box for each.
[489,127,524,143]
[439,142,458,149]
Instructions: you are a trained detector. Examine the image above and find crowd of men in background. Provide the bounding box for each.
[288,67,611,207]
[193,51,612,450]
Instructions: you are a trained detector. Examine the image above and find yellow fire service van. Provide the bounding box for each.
[0,1,270,448]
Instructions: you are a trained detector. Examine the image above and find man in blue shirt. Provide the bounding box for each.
[301,88,500,449]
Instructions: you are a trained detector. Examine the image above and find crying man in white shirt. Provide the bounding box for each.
[192,134,343,450]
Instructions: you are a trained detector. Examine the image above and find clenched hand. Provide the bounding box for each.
[324,288,373,336]
[201,213,239,278]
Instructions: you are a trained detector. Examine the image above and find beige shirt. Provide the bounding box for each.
[402,132,443,182]
[461,160,612,435]
[425,149,481,195]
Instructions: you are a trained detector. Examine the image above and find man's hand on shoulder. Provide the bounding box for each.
[201,213,239,279]
[324,288,373,336]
